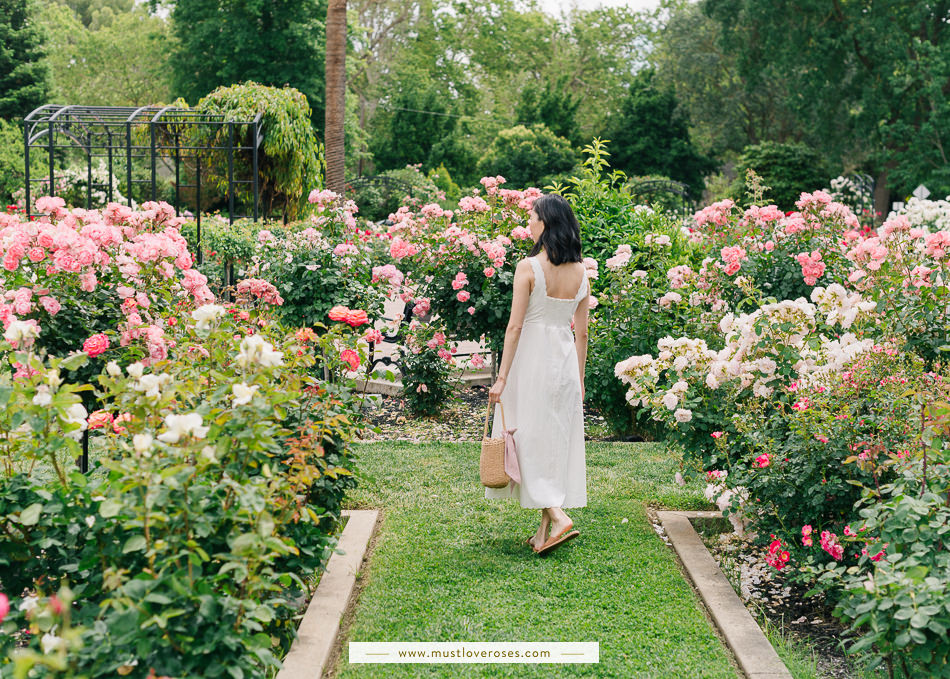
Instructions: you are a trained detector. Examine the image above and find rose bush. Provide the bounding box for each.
[615,186,950,673]
[0,199,367,676]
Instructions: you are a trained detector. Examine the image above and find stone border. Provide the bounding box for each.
[657,510,793,679]
[277,509,380,679]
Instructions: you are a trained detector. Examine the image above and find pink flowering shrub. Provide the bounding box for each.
[0,285,368,674]
[396,319,461,417]
[1,199,214,379]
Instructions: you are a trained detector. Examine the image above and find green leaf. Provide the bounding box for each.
[19,503,42,526]
[123,535,147,553]
[99,498,122,518]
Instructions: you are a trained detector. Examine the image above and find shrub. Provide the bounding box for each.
[192,82,325,221]
[731,142,832,211]
[0,200,367,674]
[396,320,461,418]
[475,124,577,189]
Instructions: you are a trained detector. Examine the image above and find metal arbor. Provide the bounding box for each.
[22,105,264,261]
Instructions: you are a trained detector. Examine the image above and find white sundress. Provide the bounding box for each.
[485,256,588,509]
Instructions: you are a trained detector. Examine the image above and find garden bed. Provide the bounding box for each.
[357,384,624,443]
[692,517,882,679]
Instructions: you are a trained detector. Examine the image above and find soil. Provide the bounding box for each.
[695,525,880,679]
[355,384,619,443]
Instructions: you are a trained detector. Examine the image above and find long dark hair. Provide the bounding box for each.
[528,193,582,265]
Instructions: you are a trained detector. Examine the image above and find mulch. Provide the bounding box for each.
[356,384,615,443]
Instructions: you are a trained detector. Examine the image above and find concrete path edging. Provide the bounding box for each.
[657,510,793,679]
[277,509,379,679]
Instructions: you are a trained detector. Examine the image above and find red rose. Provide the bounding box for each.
[344,309,368,327]
[83,333,110,357]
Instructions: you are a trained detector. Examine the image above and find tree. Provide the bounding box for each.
[514,75,582,146]
[650,0,802,156]
[325,0,346,192]
[475,124,577,189]
[0,0,51,120]
[605,69,715,197]
[39,2,173,106]
[50,0,133,28]
[167,0,328,132]
[702,0,950,213]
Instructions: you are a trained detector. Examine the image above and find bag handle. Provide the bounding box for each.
[483,400,507,438]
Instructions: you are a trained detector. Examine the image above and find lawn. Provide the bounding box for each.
[332,441,740,678]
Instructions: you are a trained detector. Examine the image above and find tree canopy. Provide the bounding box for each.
[0,0,51,120]
[167,0,328,133]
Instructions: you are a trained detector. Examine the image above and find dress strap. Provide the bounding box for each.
[574,268,589,301]
[527,256,546,296]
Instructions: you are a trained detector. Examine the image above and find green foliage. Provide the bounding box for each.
[0,118,45,204]
[703,0,950,200]
[396,322,460,418]
[168,0,328,131]
[731,142,831,211]
[368,69,479,184]
[475,124,577,190]
[50,0,133,28]
[0,0,51,120]
[193,82,325,220]
[605,68,715,197]
[39,1,173,107]
[514,74,583,146]
[427,163,461,205]
[832,459,950,677]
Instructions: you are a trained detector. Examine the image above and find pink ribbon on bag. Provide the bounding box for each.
[504,428,521,485]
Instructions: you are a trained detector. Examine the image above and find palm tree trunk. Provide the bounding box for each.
[325,0,347,194]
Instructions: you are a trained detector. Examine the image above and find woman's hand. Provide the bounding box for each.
[488,377,506,403]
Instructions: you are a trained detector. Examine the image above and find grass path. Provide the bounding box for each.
[332,441,740,678]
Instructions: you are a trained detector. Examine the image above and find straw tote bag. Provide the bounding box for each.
[480,401,521,488]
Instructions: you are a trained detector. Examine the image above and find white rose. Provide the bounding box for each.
[126,362,145,379]
[106,361,122,377]
[3,320,40,345]
[673,408,693,423]
[662,391,679,411]
[191,304,227,331]
[41,631,65,654]
[232,382,260,406]
[133,433,154,456]
[236,334,283,369]
[32,385,52,406]
[157,413,209,444]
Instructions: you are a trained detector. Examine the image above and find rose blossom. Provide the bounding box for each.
[83,333,110,357]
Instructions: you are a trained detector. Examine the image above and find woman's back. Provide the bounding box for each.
[533,252,585,300]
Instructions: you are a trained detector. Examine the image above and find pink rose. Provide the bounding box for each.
[344,309,369,328]
[483,267,495,278]
[39,296,61,316]
[340,348,360,371]
[328,305,349,322]
[0,593,8,625]
[87,410,114,430]
[755,453,770,468]
[83,333,110,357]
[467,306,476,315]
[456,290,470,303]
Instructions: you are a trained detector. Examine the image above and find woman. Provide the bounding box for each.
[486,193,589,556]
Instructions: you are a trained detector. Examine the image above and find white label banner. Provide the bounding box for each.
[349,642,599,664]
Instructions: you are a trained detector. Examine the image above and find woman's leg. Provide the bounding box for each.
[529,509,550,550]
[546,507,573,538]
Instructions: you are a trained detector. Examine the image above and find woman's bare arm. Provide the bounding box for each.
[572,277,590,400]
[488,259,532,403]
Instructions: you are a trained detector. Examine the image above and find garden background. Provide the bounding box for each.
[2,1,950,678]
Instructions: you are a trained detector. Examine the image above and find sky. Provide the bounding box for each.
[537,0,663,15]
